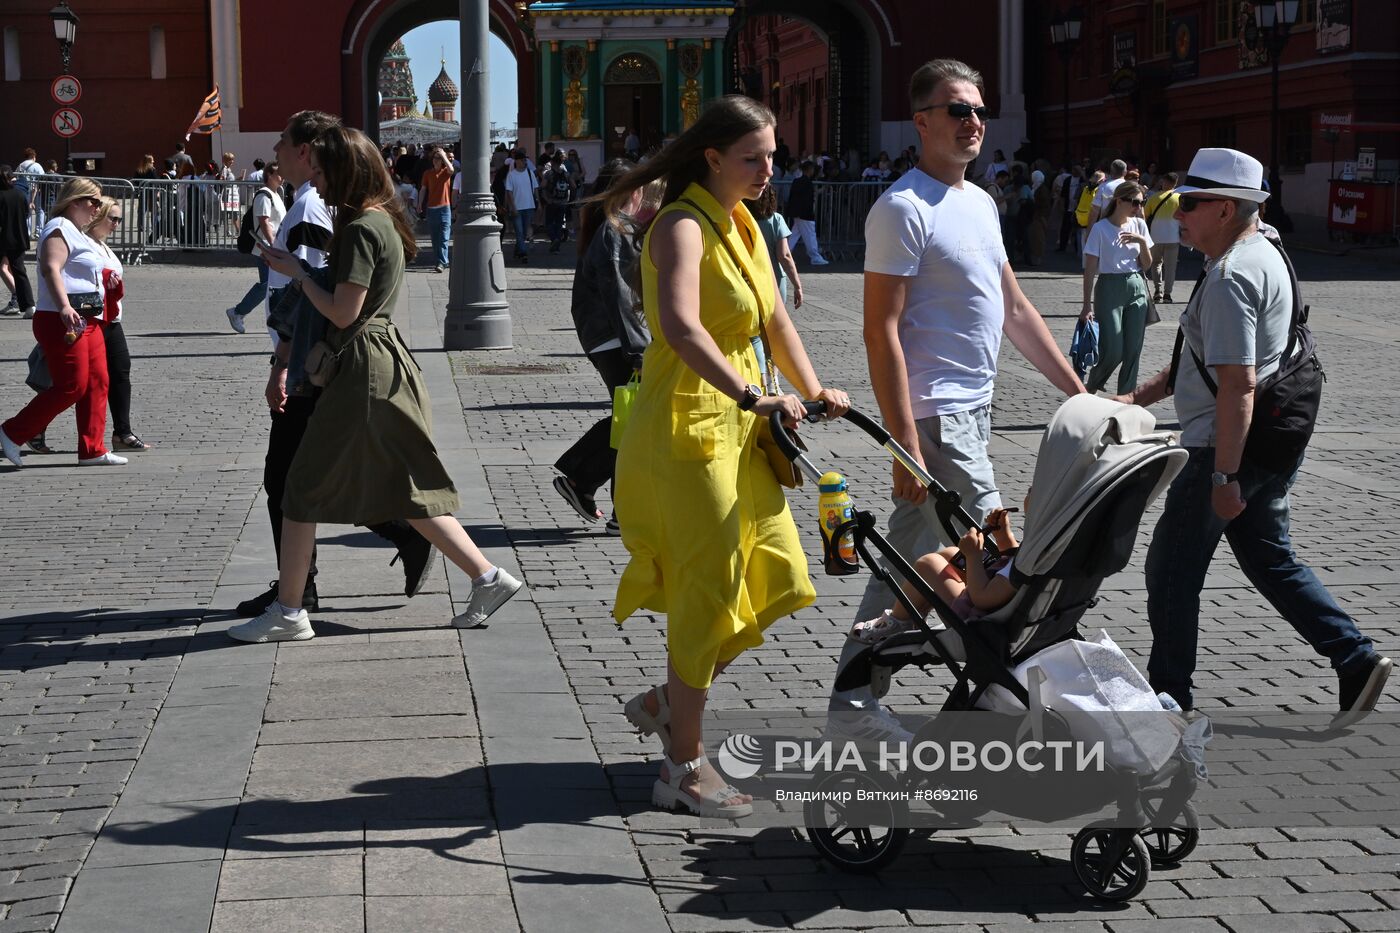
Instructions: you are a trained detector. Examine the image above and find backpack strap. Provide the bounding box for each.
[1165,269,1208,396]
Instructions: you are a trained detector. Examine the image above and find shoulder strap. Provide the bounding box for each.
[1146,193,1171,227]
[1265,233,1304,363]
[678,196,775,384]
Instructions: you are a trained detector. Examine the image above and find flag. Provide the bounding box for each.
[185,86,221,140]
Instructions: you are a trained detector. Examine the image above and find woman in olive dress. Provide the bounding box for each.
[228,125,523,643]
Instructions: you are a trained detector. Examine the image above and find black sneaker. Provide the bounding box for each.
[1333,655,1392,729]
[235,579,319,617]
[390,530,436,598]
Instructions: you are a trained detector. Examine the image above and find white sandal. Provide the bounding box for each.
[651,754,753,819]
[623,683,671,752]
[849,609,917,645]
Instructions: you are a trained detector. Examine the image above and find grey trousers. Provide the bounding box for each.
[828,405,1003,712]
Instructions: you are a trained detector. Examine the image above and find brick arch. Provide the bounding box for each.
[340,0,536,138]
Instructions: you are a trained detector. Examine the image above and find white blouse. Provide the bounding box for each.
[1084,217,1153,275]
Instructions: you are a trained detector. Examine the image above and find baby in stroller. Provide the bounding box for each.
[850,507,1022,646]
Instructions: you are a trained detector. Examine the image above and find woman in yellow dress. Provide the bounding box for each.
[605,96,850,818]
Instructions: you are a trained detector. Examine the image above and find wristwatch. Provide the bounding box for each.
[269,354,287,370]
[1210,471,1238,487]
[737,384,763,411]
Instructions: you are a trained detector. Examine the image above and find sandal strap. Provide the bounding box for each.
[663,753,708,781]
[653,683,671,726]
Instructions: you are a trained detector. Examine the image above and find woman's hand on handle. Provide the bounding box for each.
[812,387,850,420]
[752,393,807,428]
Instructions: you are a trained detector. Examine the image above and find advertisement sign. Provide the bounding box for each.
[1238,2,1269,70]
[1329,179,1394,234]
[1358,147,1376,180]
[1168,14,1198,81]
[1110,31,1138,95]
[1316,0,1352,54]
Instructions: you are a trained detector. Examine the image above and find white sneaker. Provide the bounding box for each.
[226,307,245,334]
[227,603,314,643]
[452,569,523,628]
[78,452,128,466]
[22,307,36,319]
[0,430,23,467]
[825,705,914,747]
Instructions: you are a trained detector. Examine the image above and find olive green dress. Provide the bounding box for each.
[282,209,460,525]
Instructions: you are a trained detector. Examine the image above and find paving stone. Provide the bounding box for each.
[209,895,364,933]
[364,895,519,933]
[215,854,362,900]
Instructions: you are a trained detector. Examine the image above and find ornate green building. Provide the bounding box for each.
[525,0,734,169]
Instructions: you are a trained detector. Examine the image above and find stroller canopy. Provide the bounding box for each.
[1011,394,1187,581]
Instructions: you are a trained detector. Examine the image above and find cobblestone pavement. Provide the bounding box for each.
[0,240,1396,932]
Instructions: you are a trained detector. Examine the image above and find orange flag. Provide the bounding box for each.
[185,86,222,140]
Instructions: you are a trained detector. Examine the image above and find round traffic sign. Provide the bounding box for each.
[52,108,83,139]
[51,75,82,105]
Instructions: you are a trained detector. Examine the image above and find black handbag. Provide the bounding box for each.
[69,291,104,317]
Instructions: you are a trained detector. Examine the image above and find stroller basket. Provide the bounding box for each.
[769,396,1193,902]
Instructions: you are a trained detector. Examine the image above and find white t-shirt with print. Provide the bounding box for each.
[35,217,105,313]
[1083,217,1153,275]
[864,167,1008,419]
[504,168,538,212]
[267,182,332,291]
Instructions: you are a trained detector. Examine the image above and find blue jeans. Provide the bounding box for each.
[233,261,269,319]
[830,404,1003,712]
[1145,447,1377,709]
[512,208,534,257]
[426,205,451,267]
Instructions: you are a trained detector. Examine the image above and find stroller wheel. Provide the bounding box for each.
[1139,802,1200,866]
[1070,828,1150,902]
[803,772,909,874]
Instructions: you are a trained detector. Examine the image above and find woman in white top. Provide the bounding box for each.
[86,196,151,451]
[1079,180,1154,395]
[0,177,126,467]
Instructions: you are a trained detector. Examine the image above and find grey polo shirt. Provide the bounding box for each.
[1174,231,1292,447]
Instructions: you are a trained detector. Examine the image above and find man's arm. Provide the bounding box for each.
[1116,365,1172,408]
[864,271,929,504]
[1211,363,1255,520]
[1001,264,1086,397]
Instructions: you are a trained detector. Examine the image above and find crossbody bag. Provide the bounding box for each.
[300,266,382,388]
[678,198,806,488]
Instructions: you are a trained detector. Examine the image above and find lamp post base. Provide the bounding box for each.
[444,193,511,350]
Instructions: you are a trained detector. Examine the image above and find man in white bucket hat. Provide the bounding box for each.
[1116,147,1389,727]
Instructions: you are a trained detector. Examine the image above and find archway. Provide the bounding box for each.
[602,52,663,158]
[728,0,884,165]
[341,0,536,146]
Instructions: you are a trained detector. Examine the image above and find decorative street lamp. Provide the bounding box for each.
[49,1,79,73]
[1049,5,1084,167]
[1257,0,1300,232]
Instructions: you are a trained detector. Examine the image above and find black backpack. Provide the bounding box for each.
[236,188,273,255]
[1168,234,1325,466]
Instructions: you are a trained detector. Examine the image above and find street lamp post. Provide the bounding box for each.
[445,0,511,349]
[1049,6,1083,168]
[49,1,79,173]
[1258,0,1300,233]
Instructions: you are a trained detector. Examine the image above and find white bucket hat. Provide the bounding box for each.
[1175,147,1270,203]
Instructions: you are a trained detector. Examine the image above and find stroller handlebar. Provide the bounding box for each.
[767,402,979,544]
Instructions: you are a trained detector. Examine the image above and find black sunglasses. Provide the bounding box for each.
[1121,198,1146,207]
[916,102,990,121]
[1177,195,1224,213]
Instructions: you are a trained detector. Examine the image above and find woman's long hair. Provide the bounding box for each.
[0,165,12,191]
[311,125,417,262]
[600,95,776,223]
[577,158,631,259]
[50,176,102,219]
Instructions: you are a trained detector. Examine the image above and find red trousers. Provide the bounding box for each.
[3,312,109,459]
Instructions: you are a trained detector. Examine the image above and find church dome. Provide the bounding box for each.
[428,63,458,104]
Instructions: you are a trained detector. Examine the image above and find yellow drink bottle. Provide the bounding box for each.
[817,471,856,562]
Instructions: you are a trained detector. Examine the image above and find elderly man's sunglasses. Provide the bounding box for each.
[916,102,990,121]
[1177,195,1225,213]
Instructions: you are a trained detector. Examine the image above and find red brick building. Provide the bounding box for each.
[1026,0,1399,228]
[735,17,830,162]
[1,0,214,176]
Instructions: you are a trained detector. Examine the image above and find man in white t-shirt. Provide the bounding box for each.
[827,58,1085,741]
[503,151,539,262]
[1087,158,1127,228]
[15,149,45,237]
[226,161,287,333]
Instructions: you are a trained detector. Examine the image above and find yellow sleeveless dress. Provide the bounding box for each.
[612,183,815,689]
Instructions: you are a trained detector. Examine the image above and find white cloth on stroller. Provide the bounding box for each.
[976,630,1185,775]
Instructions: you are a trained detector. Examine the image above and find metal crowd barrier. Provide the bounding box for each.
[19,174,268,265]
[767,179,891,262]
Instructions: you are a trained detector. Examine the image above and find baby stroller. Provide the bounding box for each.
[769,394,1195,901]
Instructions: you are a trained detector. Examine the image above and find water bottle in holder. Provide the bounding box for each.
[817,471,858,571]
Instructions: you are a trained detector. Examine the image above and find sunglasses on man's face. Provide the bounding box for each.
[1177,195,1225,213]
[917,102,990,122]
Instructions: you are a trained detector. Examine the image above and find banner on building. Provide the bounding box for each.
[185,86,222,139]
[1316,0,1352,54]
[1168,14,1199,81]
[1110,31,1138,94]
[1238,2,1269,70]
